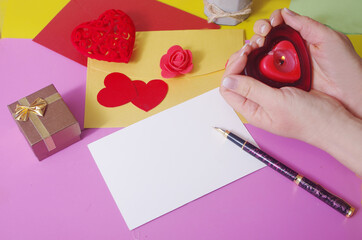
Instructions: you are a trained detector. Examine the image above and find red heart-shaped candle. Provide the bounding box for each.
[131,80,168,112]
[97,72,137,107]
[71,9,135,63]
[243,24,311,91]
[259,40,301,83]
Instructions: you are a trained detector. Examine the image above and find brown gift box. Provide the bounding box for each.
[8,84,81,160]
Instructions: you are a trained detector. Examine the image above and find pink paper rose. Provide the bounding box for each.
[160,45,193,78]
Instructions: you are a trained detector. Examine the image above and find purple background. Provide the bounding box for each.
[0,39,361,239]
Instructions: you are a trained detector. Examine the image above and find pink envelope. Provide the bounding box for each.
[33,0,219,66]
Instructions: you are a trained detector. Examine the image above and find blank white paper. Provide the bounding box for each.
[88,88,265,229]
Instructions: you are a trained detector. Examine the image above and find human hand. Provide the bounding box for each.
[220,42,352,143]
[220,43,362,174]
[250,8,362,118]
[220,9,362,174]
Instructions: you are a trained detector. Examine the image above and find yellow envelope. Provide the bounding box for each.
[85,29,245,128]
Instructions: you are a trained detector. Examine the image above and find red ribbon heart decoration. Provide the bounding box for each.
[71,9,135,63]
[131,80,168,112]
[243,24,311,91]
[97,72,137,107]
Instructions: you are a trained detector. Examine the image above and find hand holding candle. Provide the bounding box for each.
[242,23,311,91]
[249,8,362,119]
[220,8,362,176]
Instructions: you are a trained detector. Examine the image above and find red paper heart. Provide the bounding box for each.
[97,72,137,107]
[131,80,168,112]
[259,40,301,83]
[71,9,135,63]
[243,24,311,91]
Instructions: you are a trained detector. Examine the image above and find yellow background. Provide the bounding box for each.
[1,0,69,38]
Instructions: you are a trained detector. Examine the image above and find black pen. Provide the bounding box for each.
[214,127,355,217]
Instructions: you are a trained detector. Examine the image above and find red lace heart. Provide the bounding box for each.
[71,9,135,63]
[243,24,311,91]
[131,80,168,112]
[97,72,137,107]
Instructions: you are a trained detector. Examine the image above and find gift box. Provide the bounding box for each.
[8,84,81,160]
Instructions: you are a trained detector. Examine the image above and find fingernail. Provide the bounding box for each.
[284,8,296,16]
[256,37,263,46]
[240,43,248,56]
[222,77,238,90]
[260,24,266,34]
[270,17,275,26]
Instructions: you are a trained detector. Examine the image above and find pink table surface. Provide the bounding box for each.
[0,39,361,240]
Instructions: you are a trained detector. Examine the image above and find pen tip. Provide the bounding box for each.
[213,127,226,134]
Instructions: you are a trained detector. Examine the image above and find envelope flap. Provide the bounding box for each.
[88,29,244,81]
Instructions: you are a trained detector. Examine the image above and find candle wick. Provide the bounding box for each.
[279,56,286,65]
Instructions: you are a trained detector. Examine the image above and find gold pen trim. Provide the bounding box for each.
[214,127,356,218]
[294,174,303,185]
[241,141,247,150]
[346,207,355,218]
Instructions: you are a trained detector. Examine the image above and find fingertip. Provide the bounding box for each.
[240,42,254,56]
[281,8,300,25]
[219,84,228,98]
[270,17,275,27]
[239,43,249,56]
[250,34,265,48]
[224,74,280,108]
[253,19,272,36]
[224,41,250,70]
[270,9,283,27]
[223,50,248,76]
[219,85,248,114]
[219,85,226,94]
[222,76,238,90]
[219,82,263,125]
[283,8,298,16]
[257,37,265,47]
[249,40,259,50]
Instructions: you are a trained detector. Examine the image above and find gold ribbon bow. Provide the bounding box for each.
[14,97,47,121]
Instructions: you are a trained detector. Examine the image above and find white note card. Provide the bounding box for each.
[88,88,265,229]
